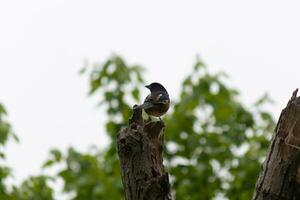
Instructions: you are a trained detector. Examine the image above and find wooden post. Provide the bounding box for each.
[252,89,300,200]
[117,107,171,200]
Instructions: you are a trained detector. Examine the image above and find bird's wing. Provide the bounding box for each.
[134,93,169,110]
[134,95,154,109]
[134,102,154,110]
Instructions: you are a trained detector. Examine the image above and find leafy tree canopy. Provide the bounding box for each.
[0,55,274,199]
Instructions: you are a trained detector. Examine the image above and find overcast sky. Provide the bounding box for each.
[1,0,300,184]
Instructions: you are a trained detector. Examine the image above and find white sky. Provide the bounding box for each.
[1,0,300,185]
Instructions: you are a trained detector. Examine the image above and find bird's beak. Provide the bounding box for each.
[145,85,150,89]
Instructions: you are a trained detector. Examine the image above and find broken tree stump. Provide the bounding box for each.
[252,89,300,200]
[117,106,171,200]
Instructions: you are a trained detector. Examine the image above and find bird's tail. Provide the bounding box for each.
[134,102,153,110]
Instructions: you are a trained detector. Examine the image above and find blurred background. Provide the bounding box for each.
[0,1,299,199]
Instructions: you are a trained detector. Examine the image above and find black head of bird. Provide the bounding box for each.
[145,82,168,93]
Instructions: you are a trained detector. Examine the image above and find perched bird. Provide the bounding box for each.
[134,82,170,120]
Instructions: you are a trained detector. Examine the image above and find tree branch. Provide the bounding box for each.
[252,89,300,200]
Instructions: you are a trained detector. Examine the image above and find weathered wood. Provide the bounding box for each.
[117,106,171,200]
[252,89,300,200]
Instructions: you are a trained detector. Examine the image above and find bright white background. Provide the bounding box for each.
[0,0,299,187]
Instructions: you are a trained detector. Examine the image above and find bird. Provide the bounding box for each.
[134,82,170,120]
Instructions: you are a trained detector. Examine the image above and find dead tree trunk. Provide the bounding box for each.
[252,89,300,200]
[117,107,171,200]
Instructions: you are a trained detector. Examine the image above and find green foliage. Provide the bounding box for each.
[79,55,274,200]
[0,103,17,198]
[43,55,145,199]
[50,55,272,199]
[0,103,18,148]
[10,176,54,200]
[1,55,275,199]
[44,148,122,200]
[164,58,274,199]
[47,55,274,199]
[0,103,54,200]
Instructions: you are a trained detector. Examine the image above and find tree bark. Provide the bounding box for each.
[117,107,171,200]
[252,89,300,200]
